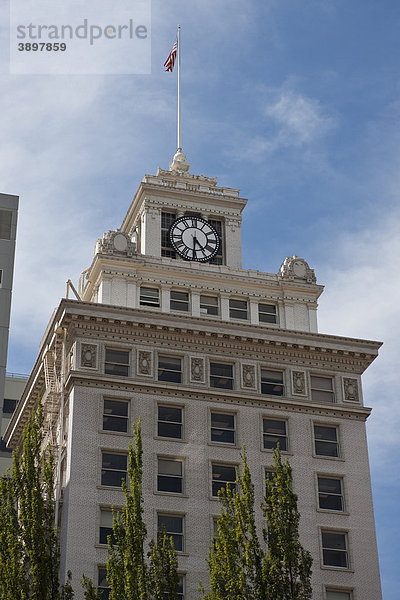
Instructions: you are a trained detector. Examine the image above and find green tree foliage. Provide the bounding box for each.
[0,404,72,600]
[202,448,312,600]
[85,419,178,600]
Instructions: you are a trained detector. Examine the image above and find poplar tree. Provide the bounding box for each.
[201,448,312,600]
[104,419,179,600]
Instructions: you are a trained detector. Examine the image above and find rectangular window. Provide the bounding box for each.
[157,458,183,494]
[170,290,189,312]
[211,412,235,444]
[158,356,182,383]
[322,531,349,568]
[105,349,129,377]
[158,514,184,552]
[0,210,12,240]
[0,269,3,287]
[0,438,12,454]
[229,299,248,320]
[259,303,277,324]
[314,425,339,458]
[208,219,223,265]
[157,405,183,439]
[161,212,176,258]
[212,463,237,497]
[261,369,284,396]
[102,399,128,433]
[210,362,233,389]
[99,509,117,545]
[164,575,184,600]
[200,295,219,316]
[3,398,17,413]
[326,591,352,600]
[265,469,277,494]
[263,419,288,451]
[311,376,335,403]
[318,477,344,511]
[101,452,127,487]
[98,567,110,600]
[140,286,160,307]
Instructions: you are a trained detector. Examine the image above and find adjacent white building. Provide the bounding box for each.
[5,151,382,600]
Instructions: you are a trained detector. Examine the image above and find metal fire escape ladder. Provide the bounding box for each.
[42,349,62,451]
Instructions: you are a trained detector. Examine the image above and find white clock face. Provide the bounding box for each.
[169,216,220,262]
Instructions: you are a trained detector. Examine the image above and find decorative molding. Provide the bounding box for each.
[95,230,136,257]
[80,343,98,370]
[279,256,316,284]
[343,377,360,403]
[292,370,307,396]
[190,357,205,383]
[242,364,256,389]
[137,350,153,377]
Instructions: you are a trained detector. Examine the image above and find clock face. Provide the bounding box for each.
[169,216,220,262]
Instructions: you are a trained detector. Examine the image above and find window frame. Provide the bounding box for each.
[313,423,341,459]
[100,451,128,488]
[208,218,224,265]
[229,298,248,320]
[156,456,185,496]
[139,286,160,308]
[260,368,285,397]
[209,410,237,446]
[320,529,350,570]
[310,374,336,404]
[170,290,190,312]
[211,461,238,498]
[104,348,130,377]
[325,588,353,600]
[258,303,278,324]
[3,398,17,414]
[209,361,234,390]
[161,211,177,258]
[98,507,121,546]
[317,474,345,513]
[262,417,289,452]
[158,355,183,384]
[102,398,129,434]
[200,294,219,316]
[156,403,184,441]
[97,566,110,599]
[157,513,185,553]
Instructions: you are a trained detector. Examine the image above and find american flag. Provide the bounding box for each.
[164,40,177,72]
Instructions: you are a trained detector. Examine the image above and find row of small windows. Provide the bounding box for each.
[139,286,278,324]
[104,350,337,403]
[103,399,341,458]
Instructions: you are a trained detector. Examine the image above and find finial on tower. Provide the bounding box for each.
[170,148,190,173]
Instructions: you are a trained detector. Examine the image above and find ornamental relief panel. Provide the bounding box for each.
[80,343,98,370]
[190,357,205,383]
[242,364,256,390]
[291,370,307,396]
[137,350,153,377]
[343,377,360,403]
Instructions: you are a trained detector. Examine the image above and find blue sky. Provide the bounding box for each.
[1,1,399,597]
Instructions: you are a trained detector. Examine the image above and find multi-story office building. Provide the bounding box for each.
[5,152,382,600]
[0,193,19,466]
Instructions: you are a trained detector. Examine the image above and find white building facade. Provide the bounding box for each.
[5,152,382,600]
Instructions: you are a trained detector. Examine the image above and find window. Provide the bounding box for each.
[263,419,288,451]
[101,452,127,487]
[158,356,182,383]
[210,362,233,389]
[157,458,183,494]
[261,369,284,396]
[99,509,117,545]
[98,567,110,599]
[102,399,128,433]
[157,405,183,439]
[265,468,277,494]
[140,286,160,307]
[200,295,219,316]
[170,290,189,312]
[229,299,248,320]
[311,376,335,403]
[0,269,3,287]
[321,531,349,568]
[318,477,344,511]
[314,425,339,458]
[326,591,352,600]
[0,438,12,454]
[158,514,184,552]
[105,349,129,377]
[208,219,223,265]
[211,412,235,444]
[3,398,17,413]
[259,303,277,324]
[0,210,12,240]
[161,212,176,258]
[212,463,237,497]
[164,575,184,600]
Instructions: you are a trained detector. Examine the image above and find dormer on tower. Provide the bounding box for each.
[120,151,247,268]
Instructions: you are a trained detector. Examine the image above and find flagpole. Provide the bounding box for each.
[177,24,181,151]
